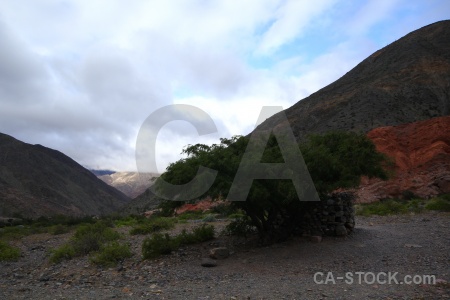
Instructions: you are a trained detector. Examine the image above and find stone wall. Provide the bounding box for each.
[298,192,355,237]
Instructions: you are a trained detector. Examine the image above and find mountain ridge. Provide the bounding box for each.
[255,20,450,140]
[0,132,130,218]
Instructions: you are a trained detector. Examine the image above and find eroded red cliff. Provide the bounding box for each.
[355,116,450,203]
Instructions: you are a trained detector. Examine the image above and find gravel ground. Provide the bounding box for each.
[1,212,449,300]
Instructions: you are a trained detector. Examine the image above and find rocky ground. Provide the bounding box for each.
[1,212,449,300]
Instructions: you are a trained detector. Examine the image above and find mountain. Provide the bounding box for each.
[121,189,160,215]
[90,169,116,176]
[0,133,129,218]
[255,20,450,140]
[355,116,450,202]
[97,172,158,198]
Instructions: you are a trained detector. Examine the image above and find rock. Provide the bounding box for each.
[38,273,50,282]
[209,247,230,259]
[310,236,322,243]
[404,244,422,248]
[335,225,348,236]
[201,258,217,267]
[335,211,344,217]
[356,116,450,203]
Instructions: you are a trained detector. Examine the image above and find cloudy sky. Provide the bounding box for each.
[0,1,449,172]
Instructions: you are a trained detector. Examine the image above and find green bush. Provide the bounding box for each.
[224,217,256,238]
[0,240,21,261]
[177,211,205,221]
[72,222,120,255]
[191,224,215,242]
[129,217,176,235]
[425,197,450,212]
[50,220,121,263]
[50,224,70,235]
[175,224,215,245]
[50,244,76,264]
[357,196,450,216]
[114,215,146,227]
[228,212,245,219]
[142,233,177,259]
[357,199,408,216]
[142,224,215,260]
[175,229,198,245]
[0,226,46,240]
[90,241,132,267]
[201,214,216,222]
[405,199,425,213]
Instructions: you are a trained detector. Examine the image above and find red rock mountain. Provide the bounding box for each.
[355,116,450,203]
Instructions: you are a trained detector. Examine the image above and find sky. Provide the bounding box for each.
[0,0,449,173]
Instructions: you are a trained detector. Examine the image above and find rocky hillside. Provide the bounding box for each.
[0,133,129,218]
[98,172,158,198]
[121,189,160,215]
[255,20,450,140]
[355,116,450,202]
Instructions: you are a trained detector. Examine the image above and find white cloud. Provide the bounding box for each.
[345,0,402,37]
[256,0,338,55]
[0,0,447,173]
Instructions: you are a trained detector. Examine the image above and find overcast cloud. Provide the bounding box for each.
[0,0,449,172]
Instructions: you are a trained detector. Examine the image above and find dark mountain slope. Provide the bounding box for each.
[0,133,129,218]
[255,20,450,140]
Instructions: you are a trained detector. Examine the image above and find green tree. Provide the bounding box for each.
[154,131,388,243]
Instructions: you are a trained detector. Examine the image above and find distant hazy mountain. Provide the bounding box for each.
[90,169,116,176]
[0,133,129,218]
[97,172,158,199]
[255,20,450,140]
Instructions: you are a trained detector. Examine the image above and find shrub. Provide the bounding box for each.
[228,212,245,219]
[177,211,205,221]
[0,240,21,261]
[142,225,215,259]
[129,217,176,235]
[425,197,450,212]
[202,214,217,222]
[114,215,145,227]
[142,233,177,259]
[0,226,46,240]
[357,199,408,216]
[191,224,215,242]
[72,222,120,255]
[50,244,76,264]
[175,229,198,245]
[50,224,70,235]
[405,199,425,213]
[224,217,256,238]
[90,241,132,267]
[50,220,121,263]
[175,224,215,245]
[210,202,237,217]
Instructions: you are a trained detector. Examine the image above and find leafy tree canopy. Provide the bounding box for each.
[154,131,389,242]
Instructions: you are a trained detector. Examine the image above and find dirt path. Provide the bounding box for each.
[1,212,449,299]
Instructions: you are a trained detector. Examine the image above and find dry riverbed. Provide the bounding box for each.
[1,212,449,299]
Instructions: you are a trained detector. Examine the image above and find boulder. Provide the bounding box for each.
[201,258,217,267]
[209,247,230,259]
